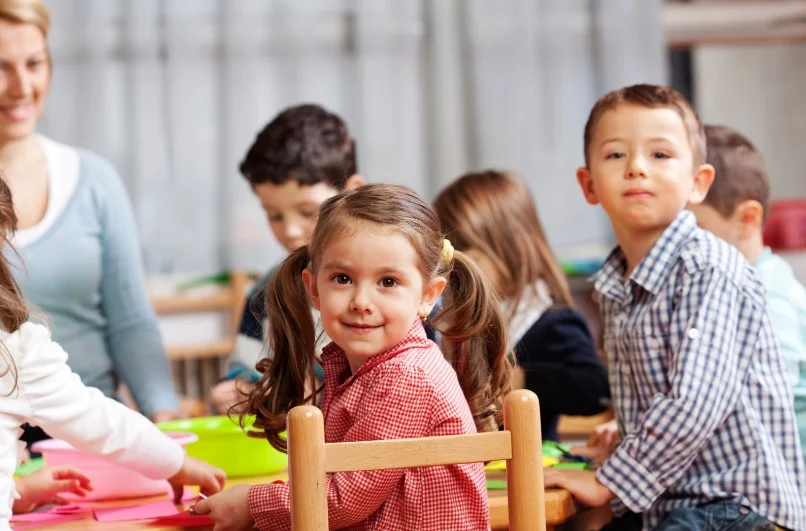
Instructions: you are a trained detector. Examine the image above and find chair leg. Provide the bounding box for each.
[505,390,546,531]
[288,405,328,530]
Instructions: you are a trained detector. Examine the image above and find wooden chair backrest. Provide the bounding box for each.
[287,389,546,530]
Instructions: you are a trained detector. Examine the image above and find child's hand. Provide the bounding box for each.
[543,468,614,508]
[168,456,226,503]
[587,419,620,450]
[13,466,92,513]
[210,380,250,415]
[567,444,613,467]
[191,485,254,531]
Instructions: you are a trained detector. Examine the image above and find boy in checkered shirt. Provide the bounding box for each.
[544,84,806,530]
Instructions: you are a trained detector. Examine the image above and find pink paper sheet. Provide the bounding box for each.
[93,500,179,522]
[11,512,64,523]
[11,505,85,522]
[11,514,82,530]
[147,510,215,527]
[49,504,83,515]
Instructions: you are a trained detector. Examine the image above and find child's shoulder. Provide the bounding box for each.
[1,322,63,366]
[374,342,460,395]
[755,250,806,302]
[678,226,765,304]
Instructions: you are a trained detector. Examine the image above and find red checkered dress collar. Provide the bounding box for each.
[321,319,431,389]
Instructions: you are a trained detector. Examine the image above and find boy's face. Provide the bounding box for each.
[577,103,713,239]
[253,181,340,252]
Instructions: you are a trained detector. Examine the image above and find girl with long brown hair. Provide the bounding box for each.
[194,184,511,530]
[434,170,609,441]
[0,178,225,524]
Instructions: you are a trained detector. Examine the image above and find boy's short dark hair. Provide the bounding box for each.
[583,84,705,168]
[703,125,770,222]
[239,104,357,189]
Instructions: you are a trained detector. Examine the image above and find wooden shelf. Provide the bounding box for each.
[664,0,806,47]
[151,292,234,314]
[166,338,235,360]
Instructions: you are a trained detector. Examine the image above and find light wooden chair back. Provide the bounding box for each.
[287,389,545,531]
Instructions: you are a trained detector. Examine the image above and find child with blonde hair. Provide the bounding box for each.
[195,184,512,530]
[434,170,609,441]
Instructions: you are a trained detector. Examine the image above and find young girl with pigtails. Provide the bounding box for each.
[194,183,513,531]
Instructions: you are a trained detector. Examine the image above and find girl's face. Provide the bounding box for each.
[302,224,445,373]
[0,20,49,145]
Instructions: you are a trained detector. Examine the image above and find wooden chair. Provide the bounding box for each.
[287,389,546,531]
[150,270,255,416]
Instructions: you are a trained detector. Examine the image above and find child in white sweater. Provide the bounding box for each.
[0,180,225,528]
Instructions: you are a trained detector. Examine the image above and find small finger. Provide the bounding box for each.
[172,483,183,504]
[568,446,599,458]
[192,498,211,516]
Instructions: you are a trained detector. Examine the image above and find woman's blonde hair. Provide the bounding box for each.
[0,0,50,35]
[434,170,573,318]
[0,176,31,395]
[242,184,512,452]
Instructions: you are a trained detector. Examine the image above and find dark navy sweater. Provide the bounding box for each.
[514,307,610,440]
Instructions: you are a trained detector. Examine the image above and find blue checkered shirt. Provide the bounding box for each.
[594,211,806,531]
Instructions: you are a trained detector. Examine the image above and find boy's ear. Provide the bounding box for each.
[735,199,764,237]
[344,174,365,191]
[688,163,716,205]
[576,167,599,205]
[420,276,447,319]
[301,268,321,311]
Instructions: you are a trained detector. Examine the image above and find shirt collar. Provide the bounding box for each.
[321,320,431,389]
[594,210,698,300]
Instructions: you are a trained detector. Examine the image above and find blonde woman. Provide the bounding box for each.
[0,0,179,446]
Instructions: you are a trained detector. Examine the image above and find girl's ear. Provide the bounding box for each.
[420,276,447,318]
[302,268,320,310]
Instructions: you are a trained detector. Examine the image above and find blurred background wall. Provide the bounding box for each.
[38,0,806,275]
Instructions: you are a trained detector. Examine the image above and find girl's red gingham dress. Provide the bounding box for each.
[248,322,489,530]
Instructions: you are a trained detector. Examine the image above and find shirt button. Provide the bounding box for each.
[687,328,700,340]
[621,365,630,375]
[647,338,660,349]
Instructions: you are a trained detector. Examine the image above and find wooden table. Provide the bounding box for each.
[33,472,594,530]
